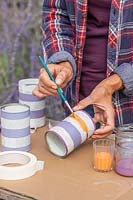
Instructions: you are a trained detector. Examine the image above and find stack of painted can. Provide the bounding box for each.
[19,78,46,129]
[1,103,30,151]
[0,78,46,152]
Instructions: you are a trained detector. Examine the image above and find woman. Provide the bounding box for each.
[33,0,133,139]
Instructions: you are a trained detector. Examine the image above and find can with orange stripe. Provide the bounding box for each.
[45,110,95,157]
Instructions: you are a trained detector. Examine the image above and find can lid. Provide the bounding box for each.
[1,103,30,114]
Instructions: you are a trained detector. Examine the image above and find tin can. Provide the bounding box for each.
[45,110,95,157]
[19,78,46,129]
[1,103,30,151]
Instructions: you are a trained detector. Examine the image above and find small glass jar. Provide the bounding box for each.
[93,139,115,172]
[115,124,133,177]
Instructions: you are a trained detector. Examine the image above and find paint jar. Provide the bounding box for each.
[1,103,30,151]
[45,110,95,157]
[19,78,46,129]
[93,139,115,172]
[115,124,133,177]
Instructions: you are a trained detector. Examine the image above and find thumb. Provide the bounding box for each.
[55,76,64,86]
[55,68,67,86]
[73,96,93,111]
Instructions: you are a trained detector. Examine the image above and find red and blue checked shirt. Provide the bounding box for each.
[42,0,133,126]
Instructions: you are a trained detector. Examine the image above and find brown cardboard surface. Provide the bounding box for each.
[0,126,133,200]
[115,188,133,200]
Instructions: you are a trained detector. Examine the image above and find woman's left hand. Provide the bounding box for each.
[73,74,123,139]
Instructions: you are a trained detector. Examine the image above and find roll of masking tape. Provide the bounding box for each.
[0,151,44,180]
[45,110,95,157]
[19,78,46,129]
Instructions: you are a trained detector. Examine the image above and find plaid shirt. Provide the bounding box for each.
[42,0,133,126]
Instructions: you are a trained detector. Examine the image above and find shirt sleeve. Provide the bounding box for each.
[114,62,133,96]
[47,51,77,82]
[41,0,76,79]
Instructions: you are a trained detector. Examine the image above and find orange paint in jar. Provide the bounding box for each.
[94,152,113,171]
[93,139,115,172]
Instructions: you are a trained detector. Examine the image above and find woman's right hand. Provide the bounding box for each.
[33,61,73,98]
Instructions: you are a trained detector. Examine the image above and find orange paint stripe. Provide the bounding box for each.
[69,113,89,134]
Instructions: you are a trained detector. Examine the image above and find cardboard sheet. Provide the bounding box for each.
[0,126,133,200]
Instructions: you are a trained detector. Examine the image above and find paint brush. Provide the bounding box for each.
[38,55,73,113]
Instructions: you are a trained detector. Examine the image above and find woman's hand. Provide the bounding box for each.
[73,74,123,139]
[33,61,73,98]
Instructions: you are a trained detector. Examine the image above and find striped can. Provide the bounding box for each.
[1,103,30,151]
[19,78,46,129]
[45,110,96,157]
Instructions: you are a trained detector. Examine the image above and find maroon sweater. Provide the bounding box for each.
[79,0,111,100]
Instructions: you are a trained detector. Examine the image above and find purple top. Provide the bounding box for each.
[79,0,111,100]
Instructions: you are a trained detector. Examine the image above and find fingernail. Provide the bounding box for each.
[40,95,45,98]
[56,78,62,85]
[73,105,81,111]
[94,130,100,134]
[52,85,57,89]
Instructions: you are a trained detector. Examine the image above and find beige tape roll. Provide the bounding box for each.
[0,151,44,180]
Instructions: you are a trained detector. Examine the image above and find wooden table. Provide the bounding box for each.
[0,126,133,200]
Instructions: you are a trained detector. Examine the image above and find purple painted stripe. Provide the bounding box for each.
[19,92,45,102]
[1,144,31,152]
[58,121,82,148]
[1,127,30,138]
[1,110,30,120]
[30,108,46,119]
